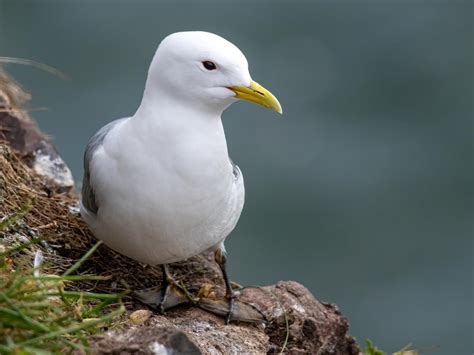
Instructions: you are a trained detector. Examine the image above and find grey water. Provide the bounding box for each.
[0,1,472,353]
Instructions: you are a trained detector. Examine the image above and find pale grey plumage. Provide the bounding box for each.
[82,118,126,214]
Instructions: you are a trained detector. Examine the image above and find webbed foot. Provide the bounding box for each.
[198,296,265,323]
[133,264,190,313]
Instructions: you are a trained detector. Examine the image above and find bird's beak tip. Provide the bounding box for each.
[229,80,283,116]
[276,105,283,115]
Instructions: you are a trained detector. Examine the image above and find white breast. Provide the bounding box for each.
[81,115,245,265]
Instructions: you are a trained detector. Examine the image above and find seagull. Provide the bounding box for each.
[80,31,282,322]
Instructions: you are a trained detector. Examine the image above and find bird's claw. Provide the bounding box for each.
[158,303,165,315]
[225,294,236,324]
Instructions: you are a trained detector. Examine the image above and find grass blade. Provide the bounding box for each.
[62,241,102,277]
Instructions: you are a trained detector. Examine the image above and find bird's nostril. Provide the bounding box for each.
[254,90,265,96]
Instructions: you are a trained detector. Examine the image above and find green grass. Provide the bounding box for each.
[0,208,125,354]
[362,339,418,355]
[363,339,384,355]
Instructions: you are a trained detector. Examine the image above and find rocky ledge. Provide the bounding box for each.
[0,67,358,354]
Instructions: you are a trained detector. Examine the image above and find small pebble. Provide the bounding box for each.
[129,309,153,325]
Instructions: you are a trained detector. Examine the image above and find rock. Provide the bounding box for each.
[0,66,74,190]
[90,308,267,354]
[240,282,359,354]
[90,326,202,355]
[86,283,359,354]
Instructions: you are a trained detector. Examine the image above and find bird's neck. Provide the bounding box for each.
[134,94,226,138]
[131,95,232,180]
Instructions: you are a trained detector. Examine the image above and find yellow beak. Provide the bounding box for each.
[229,80,283,114]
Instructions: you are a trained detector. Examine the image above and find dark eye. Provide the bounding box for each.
[202,61,217,71]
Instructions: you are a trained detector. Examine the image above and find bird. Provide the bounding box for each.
[80,31,282,322]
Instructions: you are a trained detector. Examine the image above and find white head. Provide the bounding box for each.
[139,31,282,116]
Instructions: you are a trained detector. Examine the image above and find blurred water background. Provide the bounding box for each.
[0,1,472,353]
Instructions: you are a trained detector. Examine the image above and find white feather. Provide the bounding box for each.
[33,249,43,277]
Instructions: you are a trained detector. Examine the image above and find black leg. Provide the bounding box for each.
[158,263,172,314]
[214,247,235,324]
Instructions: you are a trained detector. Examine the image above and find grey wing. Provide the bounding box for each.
[81,118,126,215]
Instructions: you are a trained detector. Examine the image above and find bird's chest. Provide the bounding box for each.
[89,117,245,264]
[92,142,243,264]
[95,135,235,228]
